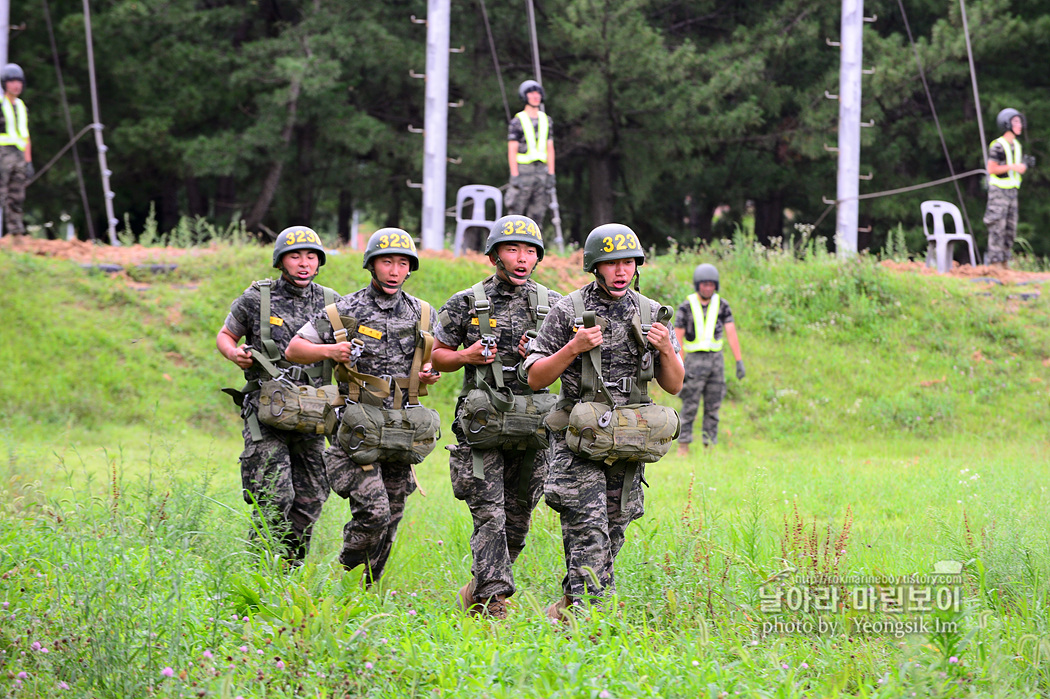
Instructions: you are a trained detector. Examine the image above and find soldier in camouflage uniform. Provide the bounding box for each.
[287,229,440,586]
[506,80,555,226]
[674,263,744,455]
[216,227,337,562]
[525,224,683,618]
[1,64,32,236]
[432,214,562,619]
[984,108,1029,268]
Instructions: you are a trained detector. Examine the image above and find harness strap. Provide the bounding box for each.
[257,280,280,361]
[324,303,390,403]
[570,290,614,406]
[400,301,434,408]
[318,287,336,385]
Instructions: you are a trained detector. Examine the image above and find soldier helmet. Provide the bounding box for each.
[1,64,25,90]
[485,214,545,260]
[693,263,719,290]
[363,228,419,272]
[583,224,645,273]
[996,108,1025,134]
[518,80,545,103]
[272,226,326,268]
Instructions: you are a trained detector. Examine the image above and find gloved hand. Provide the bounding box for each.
[1023,154,1036,169]
[509,173,522,187]
[546,172,556,188]
[25,161,35,179]
[736,360,746,380]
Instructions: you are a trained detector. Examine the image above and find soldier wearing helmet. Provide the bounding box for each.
[506,80,556,226]
[673,263,744,456]
[431,214,562,620]
[984,108,1031,268]
[526,223,683,620]
[216,227,339,563]
[1,63,33,236]
[287,228,441,586]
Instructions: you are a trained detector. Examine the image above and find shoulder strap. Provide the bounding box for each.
[570,290,613,405]
[399,301,435,408]
[470,281,504,390]
[323,301,390,403]
[318,287,336,384]
[257,280,280,361]
[530,282,551,331]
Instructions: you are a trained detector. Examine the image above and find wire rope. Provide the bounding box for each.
[477,0,510,123]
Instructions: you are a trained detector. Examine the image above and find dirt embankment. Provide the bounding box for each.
[879,259,1050,285]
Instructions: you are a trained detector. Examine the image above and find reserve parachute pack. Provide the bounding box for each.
[328,302,441,470]
[558,289,681,492]
[451,279,558,503]
[223,280,339,441]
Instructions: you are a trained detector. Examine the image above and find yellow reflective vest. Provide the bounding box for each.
[682,293,723,352]
[988,137,1022,190]
[515,111,549,164]
[0,97,29,151]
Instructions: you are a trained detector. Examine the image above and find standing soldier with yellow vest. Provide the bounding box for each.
[984,108,1031,269]
[506,80,555,227]
[0,64,32,236]
[674,264,743,455]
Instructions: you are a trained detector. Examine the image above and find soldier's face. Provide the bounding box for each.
[491,242,539,285]
[1011,116,1023,135]
[280,250,320,287]
[594,258,636,297]
[371,254,412,294]
[526,90,542,107]
[698,281,716,299]
[4,80,22,97]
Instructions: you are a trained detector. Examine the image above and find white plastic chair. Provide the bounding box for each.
[921,200,976,274]
[453,185,502,255]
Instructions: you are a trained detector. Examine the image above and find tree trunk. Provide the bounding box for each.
[297,121,316,224]
[244,73,303,232]
[753,190,785,246]
[160,177,179,233]
[215,176,237,220]
[185,175,207,218]
[337,189,353,245]
[588,154,616,226]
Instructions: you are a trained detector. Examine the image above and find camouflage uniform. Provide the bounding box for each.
[297,283,432,584]
[436,275,562,602]
[524,281,682,602]
[0,147,27,236]
[674,296,734,446]
[224,278,336,560]
[506,114,554,225]
[984,140,1020,265]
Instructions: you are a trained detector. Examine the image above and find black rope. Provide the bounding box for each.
[478,0,511,123]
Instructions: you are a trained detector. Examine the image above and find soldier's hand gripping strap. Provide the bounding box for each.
[569,290,615,406]
[323,303,391,403]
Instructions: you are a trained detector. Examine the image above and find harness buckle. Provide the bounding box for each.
[349,338,365,360]
[480,335,497,358]
[605,377,633,393]
[473,299,491,314]
[284,365,305,382]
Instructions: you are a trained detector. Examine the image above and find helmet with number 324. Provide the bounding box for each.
[272,226,326,268]
[485,214,545,260]
[363,228,420,271]
[582,223,645,272]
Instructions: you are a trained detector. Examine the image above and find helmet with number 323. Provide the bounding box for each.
[582,223,645,272]
[485,214,545,260]
[272,226,326,268]
[363,228,420,271]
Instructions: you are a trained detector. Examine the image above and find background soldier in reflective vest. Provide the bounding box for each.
[432,214,561,620]
[287,229,441,586]
[674,263,744,455]
[0,64,32,236]
[984,107,1030,269]
[506,80,556,227]
[216,228,337,563]
[526,224,683,619]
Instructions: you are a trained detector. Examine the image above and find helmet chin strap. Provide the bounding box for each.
[281,270,318,286]
[369,265,408,293]
[594,270,638,296]
[495,258,531,283]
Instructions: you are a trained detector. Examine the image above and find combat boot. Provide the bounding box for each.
[457,578,484,615]
[545,595,571,623]
[485,595,508,620]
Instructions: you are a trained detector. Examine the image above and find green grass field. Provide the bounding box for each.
[2,239,1049,697]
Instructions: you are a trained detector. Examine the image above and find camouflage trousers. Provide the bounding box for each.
[678,351,725,445]
[983,186,1019,264]
[544,436,645,602]
[0,147,27,236]
[447,433,550,601]
[239,422,330,561]
[506,161,551,226]
[326,443,416,585]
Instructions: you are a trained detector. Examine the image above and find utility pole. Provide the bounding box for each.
[420,0,450,251]
[835,0,863,257]
[0,0,9,66]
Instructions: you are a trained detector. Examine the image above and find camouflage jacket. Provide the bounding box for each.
[525,281,681,405]
[224,277,337,386]
[435,275,561,397]
[298,283,433,410]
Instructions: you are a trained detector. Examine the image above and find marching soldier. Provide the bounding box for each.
[432,214,561,619]
[526,224,683,619]
[674,263,744,455]
[217,227,337,563]
[286,229,441,586]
